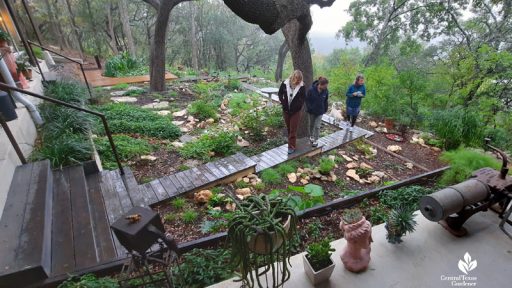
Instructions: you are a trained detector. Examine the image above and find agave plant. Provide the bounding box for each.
[385,206,417,244]
[227,194,297,288]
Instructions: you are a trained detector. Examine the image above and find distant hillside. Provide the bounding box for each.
[309,35,366,55]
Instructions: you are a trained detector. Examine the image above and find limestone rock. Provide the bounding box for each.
[375,127,388,133]
[111,96,137,103]
[387,145,402,153]
[142,101,169,109]
[140,155,157,161]
[206,118,215,124]
[346,169,361,182]
[287,173,297,183]
[300,179,309,185]
[297,168,304,174]
[346,162,359,169]
[173,109,188,117]
[360,163,373,170]
[243,177,250,183]
[157,110,171,116]
[247,174,258,179]
[237,137,250,147]
[225,202,236,212]
[172,120,185,126]
[180,127,190,133]
[235,188,252,199]
[194,190,213,204]
[110,90,127,96]
[372,171,386,178]
[405,162,414,170]
[328,155,336,162]
[342,155,354,162]
[367,175,381,184]
[171,141,184,148]
[369,121,378,128]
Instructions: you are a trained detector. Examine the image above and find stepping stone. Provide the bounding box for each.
[111,96,137,103]
[142,101,169,109]
[179,134,196,143]
[157,110,171,116]
[110,90,127,96]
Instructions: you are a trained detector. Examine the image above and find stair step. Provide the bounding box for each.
[0,160,53,286]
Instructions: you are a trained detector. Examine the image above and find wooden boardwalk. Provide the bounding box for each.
[84,69,177,87]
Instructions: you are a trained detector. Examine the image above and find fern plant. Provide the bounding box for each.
[227,195,297,288]
[385,206,417,244]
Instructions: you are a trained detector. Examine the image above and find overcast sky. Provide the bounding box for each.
[310,1,352,38]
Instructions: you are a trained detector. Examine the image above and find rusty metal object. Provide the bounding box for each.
[420,140,512,238]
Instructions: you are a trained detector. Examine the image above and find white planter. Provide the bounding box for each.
[303,254,336,285]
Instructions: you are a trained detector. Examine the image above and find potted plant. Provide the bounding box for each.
[16,60,32,80]
[0,29,10,47]
[303,238,336,285]
[340,208,372,273]
[227,194,297,288]
[385,206,417,244]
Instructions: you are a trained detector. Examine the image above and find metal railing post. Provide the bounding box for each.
[0,112,27,164]
[0,83,124,174]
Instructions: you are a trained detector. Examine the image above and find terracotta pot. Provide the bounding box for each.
[21,69,32,80]
[248,215,291,255]
[0,40,8,48]
[303,254,335,285]
[340,216,372,273]
[384,118,394,130]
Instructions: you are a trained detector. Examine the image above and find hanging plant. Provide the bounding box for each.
[227,194,297,288]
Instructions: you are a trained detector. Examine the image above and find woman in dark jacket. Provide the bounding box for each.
[345,74,366,132]
[278,70,306,154]
[305,77,329,147]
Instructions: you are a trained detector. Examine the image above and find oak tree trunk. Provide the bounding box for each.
[64,0,85,59]
[275,40,289,82]
[189,2,199,71]
[43,0,64,50]
[106,3,119,54]
[148,2,174,92]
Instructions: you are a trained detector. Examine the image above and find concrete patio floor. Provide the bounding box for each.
[211,211,511,288]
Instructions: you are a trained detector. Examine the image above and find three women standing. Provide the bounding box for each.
[278,70,306,154]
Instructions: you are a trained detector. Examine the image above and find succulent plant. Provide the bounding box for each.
[385,206,417,244]
[342,208,363,224]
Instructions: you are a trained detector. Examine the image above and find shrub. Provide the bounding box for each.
[58,273,118,288]
[275,162,298,176]
[163,213,176,222]
[32,47,44,59]
[260,168,282,185]
[171,198,186,210]
[123,88,145,96]
[180,131,238,161]
[318,157,335,175]
[112,83,129,90]
[188,100,218,120]
[31,134,92,168]
[428,108,484,150]
[263,105,284,128]
[379,185,434,210]
[39,106,92,138]
[228,93,258,116]
[240,111,264,140]
[182,210,199,223]
[104,52,142,77]
[44,80,89,104]
[369,204,388,225]
[235,181,249,189]
[94,103,181,140]
[439,148,502,185]
[484,127,512,153]
[94,135,153,169]
[225,79,241,90]
[174,249,233,288]
[193,81,224,96]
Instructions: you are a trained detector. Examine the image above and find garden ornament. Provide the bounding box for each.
[340,216,372,272]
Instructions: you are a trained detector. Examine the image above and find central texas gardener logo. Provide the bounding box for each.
[458,252,477,275]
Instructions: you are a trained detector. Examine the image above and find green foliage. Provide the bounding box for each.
[235,181,249,189]
[318,157,336,175]
[369,204,388,225]
[123,88,145,96]
[0,28,10,41]
[188,100,218,120]
[193,81,224,96]
[93,103,181,140]
[174,249,234,288]
[200,220,227,234]
[379,185,434,210]
[342,208,363,224]
[263,105,284,128]
[178,165,190,171]
[334,179,346,190]
[112,83,129,90]
[94,135,153,169]
[240,110,264,140]
[227,195,297,288]
[260,168,282,185]
[179,131,238,161]
[32,47,44,59]
[58,273,118,288]
[439,148,502,185]
[228,93,259,116]
[163,213,176,222]
[428,108,484,150]
[182,210,199,224]
[307,219,323,240]
[31,134,93,168]
[171,198,187,210]
[104,52,143,77]
[306,238,335,271]
[275,162,298,177]
[225,79,241,90]
[45,80,89,104]
[355,167,373,178]
[354,139,374,158]
[253,182,266,191]
[386,206,417,244]
[285,184,325,212]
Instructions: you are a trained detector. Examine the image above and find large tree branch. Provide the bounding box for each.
[143,0,160,9]
[305,0,336,7]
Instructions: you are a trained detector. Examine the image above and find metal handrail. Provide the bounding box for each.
[0,82,124,175]
[26,41,92,98]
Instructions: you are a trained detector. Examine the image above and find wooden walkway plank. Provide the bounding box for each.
[174,171,195,191]
[150,179,170,201]
[168,174,186,194]
[159,176,180,198]
[197,166,217,182]
[68,165,97,270]
[211,161,230,176]
[122,167,146,207]
[111,170,133,213]
[139,183,159,204]
[205,162,226,179]
[191,167,210,186]
[99,171,124,224]
[218,157,238,174]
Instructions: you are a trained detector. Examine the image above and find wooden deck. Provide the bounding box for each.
[84,69,177,87]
